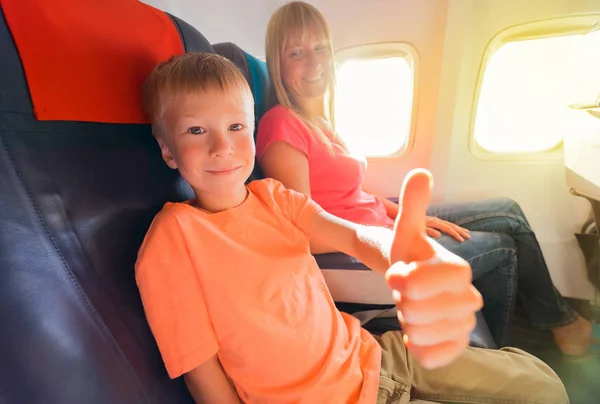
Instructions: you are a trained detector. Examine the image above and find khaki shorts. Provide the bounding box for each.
[374,331,569,404]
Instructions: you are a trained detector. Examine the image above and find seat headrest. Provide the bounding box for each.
[213,42,271,125]
[1,0,212,124]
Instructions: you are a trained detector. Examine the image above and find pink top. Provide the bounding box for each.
[256,105,394,228]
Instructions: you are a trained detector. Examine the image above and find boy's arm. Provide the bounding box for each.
[184,354,241,404]
[306,211,393,276]
[309,169,482,369]
[362,183,469,242]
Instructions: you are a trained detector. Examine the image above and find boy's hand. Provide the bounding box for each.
[385,169,483,369]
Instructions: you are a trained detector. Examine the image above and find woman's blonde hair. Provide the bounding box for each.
[265,1,338,149]
[141,52,253,138]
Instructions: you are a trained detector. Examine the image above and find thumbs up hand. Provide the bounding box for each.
[386,169,483,369]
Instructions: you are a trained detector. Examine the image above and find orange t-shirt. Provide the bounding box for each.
[256,105,394,228]
[135,179,381,403]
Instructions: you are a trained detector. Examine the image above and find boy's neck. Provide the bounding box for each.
[193,186,249,213]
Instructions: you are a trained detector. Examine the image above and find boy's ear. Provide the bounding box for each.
[155,135,178,170]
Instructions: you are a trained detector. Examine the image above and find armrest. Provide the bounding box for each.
[362,312,497,349]
[314,252,498,350]
[315,253,392,305]
[314,252,367,270]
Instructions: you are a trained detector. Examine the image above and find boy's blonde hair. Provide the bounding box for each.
[142,52,254,137]
[265,1,338,150]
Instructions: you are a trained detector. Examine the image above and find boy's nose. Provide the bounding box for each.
[209,131,234,157]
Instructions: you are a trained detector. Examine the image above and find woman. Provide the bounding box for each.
[256,1,591,354]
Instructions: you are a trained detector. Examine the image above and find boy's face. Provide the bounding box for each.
[157,87,255,205]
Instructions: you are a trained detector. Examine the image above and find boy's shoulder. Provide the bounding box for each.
[138,201,198,249]
[135,201,195,271]
[248,178,319,221]
[247,177,299,202]
[150,200,192,225]
[247,178,285,207]
[247,177,282,193]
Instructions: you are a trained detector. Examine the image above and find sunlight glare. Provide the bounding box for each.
[335,57,413,157]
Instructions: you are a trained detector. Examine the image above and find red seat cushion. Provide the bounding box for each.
[1,0,184,123]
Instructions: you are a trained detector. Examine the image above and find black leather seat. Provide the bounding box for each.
[0,3,495,403]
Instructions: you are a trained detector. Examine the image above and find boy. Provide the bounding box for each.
[136,53,568,403]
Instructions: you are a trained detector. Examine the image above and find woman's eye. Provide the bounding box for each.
[230,123,244,131]
[290,50,302,58]
[188,127,204,135]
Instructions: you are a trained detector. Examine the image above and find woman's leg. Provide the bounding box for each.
[435,232,517,346]
[427,197,577,329]
[427,198,591,355]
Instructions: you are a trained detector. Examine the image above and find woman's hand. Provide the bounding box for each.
[426,216,470,242]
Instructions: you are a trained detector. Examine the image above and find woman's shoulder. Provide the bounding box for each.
[257,105,311,139]
[260,105,301,124]
[255,105,314,157]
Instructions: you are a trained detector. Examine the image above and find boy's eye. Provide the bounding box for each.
[229,123,244,131]
[188,127,205,135]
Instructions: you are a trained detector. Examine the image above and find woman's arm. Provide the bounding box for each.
[362,184,399,219]
[259,141,312,196]
[184,354,241,404]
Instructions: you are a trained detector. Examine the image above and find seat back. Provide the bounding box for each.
[0,3,214,402]
[213,42,271,125]
[213,41,270,182]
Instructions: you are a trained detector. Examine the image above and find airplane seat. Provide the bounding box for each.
[564,106,600,293]
[212,41,269,182]
[213,43,496,347]
[213,42,271,125]
[0,1,216,402]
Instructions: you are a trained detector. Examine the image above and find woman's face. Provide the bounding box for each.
[280,29,333,104]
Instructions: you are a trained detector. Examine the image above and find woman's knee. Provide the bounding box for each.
[463,232,517,275]
[476,197,535,233]
[488,197,526,219]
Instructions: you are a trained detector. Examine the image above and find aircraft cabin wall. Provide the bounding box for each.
[433,0,600,300]
[142,0,600,300]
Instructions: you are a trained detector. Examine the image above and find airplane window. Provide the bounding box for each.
[474,31,600,154]
[335,55,414,157]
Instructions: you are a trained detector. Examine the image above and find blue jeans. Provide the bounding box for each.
[427,197,577,346]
